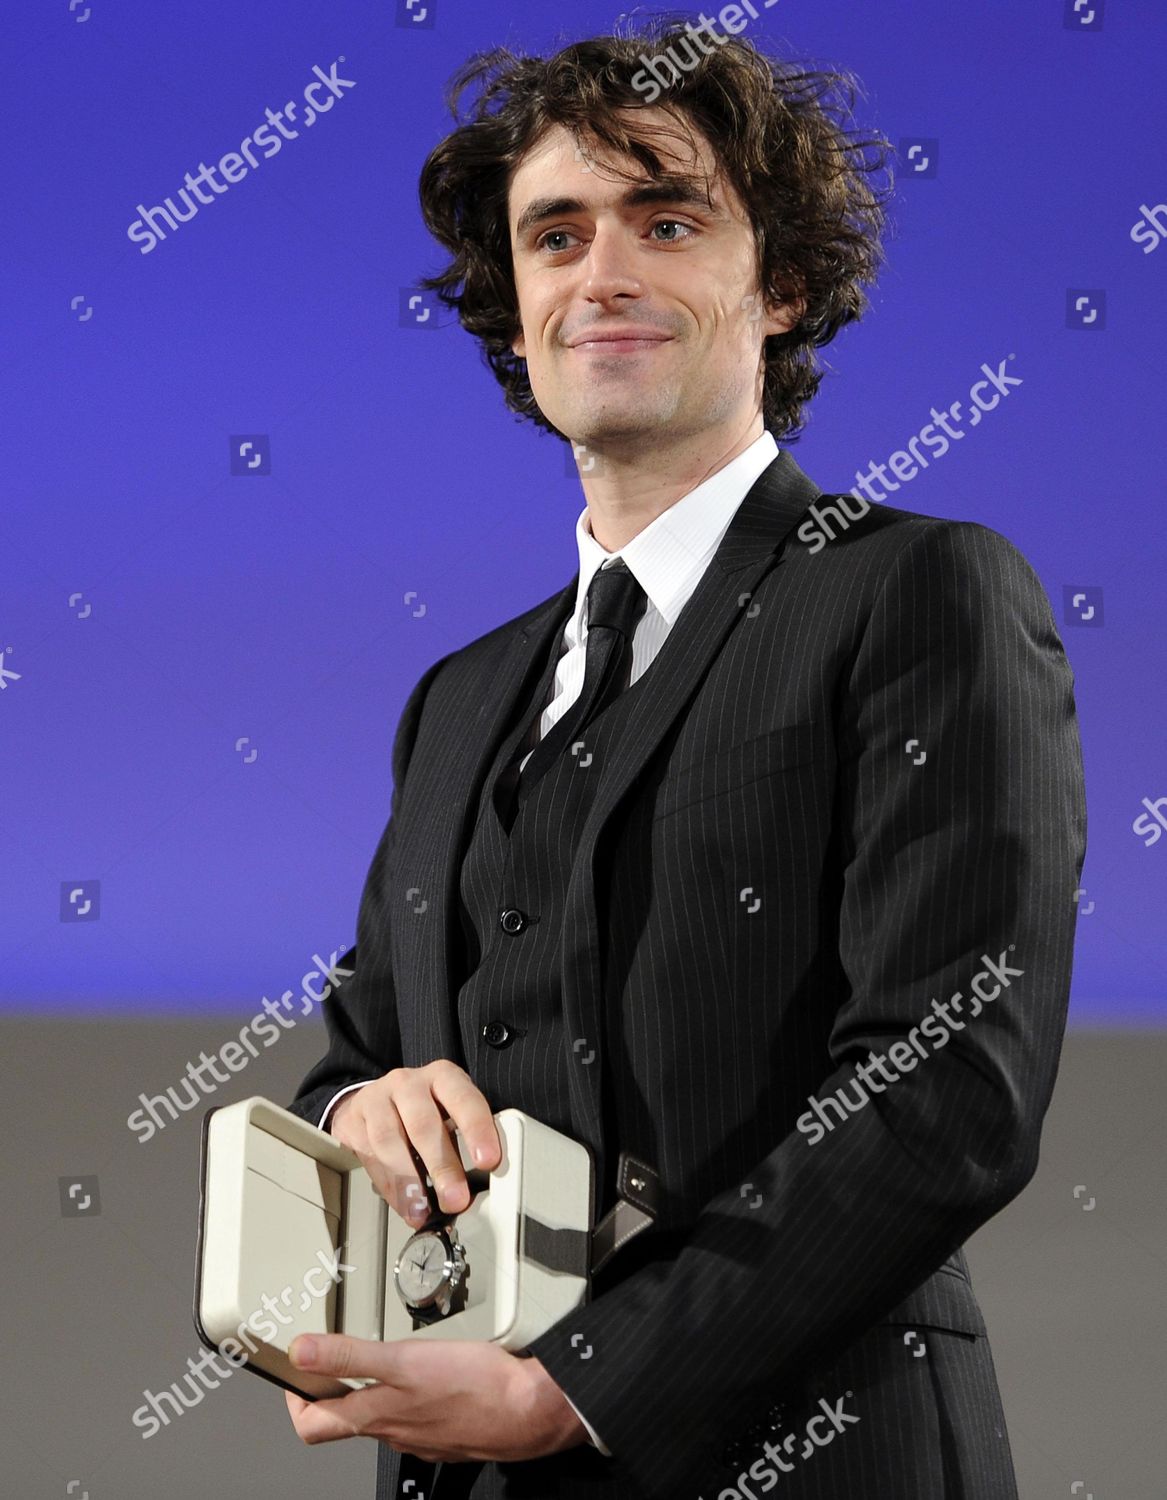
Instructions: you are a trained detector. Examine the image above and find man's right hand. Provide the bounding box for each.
[328,1061,502,1226]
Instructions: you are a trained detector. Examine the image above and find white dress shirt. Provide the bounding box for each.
[319,429,782,1456]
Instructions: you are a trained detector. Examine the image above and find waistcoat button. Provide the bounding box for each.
[499,908,528,934]
[482,1019,513,1048]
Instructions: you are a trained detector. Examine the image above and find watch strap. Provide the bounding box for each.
[590,1149,661,1275]
[521,1149,661,1280]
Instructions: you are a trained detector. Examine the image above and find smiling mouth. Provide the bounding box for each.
[571,338,672,354]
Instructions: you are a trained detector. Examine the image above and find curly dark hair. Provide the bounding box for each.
[416,15,894,443]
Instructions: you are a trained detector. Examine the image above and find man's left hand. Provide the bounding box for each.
[283,1333,589,1463]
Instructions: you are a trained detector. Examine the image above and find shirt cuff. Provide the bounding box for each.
[562,1392,611,1456]
[318,1080,373,1131]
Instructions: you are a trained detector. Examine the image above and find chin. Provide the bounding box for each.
[565,407,670,446]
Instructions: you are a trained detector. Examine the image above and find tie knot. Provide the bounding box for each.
[587,558,648,640]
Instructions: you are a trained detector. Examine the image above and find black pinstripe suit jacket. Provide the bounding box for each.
[289,446,1087,1498]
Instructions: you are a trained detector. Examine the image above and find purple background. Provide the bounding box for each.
[3,0,1164,1019]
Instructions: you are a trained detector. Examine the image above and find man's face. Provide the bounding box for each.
[507,109,799,448]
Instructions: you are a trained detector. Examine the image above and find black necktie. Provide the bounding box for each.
[516,557,649,804]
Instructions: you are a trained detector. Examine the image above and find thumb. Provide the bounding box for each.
[289,1332,393,1381]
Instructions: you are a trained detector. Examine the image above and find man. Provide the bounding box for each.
[281,21,1087,1500]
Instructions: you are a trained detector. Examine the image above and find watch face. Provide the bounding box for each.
[395,1230,455,1309]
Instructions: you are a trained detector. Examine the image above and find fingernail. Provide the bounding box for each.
[474,1145,490,1164]
[290,1336,317,1368]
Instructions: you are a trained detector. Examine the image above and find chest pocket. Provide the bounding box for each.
[652,721,825,821]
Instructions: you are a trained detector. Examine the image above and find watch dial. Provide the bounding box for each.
[396,1232,450,1305]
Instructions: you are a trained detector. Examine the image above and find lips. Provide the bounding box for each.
[567,328,672,349]
[569,334,672,354]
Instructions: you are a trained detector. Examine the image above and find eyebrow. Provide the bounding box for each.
[513,178,723,241]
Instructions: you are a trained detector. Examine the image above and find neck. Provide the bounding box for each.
[579,415,767,553]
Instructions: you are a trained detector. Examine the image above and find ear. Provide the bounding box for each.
[762,287,805,338]
[512,327,526,358]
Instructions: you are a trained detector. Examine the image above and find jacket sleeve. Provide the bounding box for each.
[285,652,451,1128]
[523,520,1088,1499]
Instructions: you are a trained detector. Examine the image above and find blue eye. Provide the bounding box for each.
[652,221,693,242]
[536,219,696,253]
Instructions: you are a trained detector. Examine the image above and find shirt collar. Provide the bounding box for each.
[570,429,780,633]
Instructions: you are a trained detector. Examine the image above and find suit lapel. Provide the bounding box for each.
[471,576,578,787]
[579,446,823,840]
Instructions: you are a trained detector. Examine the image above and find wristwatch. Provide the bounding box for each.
[393,1219,469,1328]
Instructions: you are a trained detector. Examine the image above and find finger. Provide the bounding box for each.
[289,1332,402,1385]
[288,1400,364,1445]
[392,1072,477,1216]
[285,1384,359,1447]
[426,1062,503,1175]
[344,1078,431,1223]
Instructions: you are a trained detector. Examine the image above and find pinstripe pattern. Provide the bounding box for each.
[288,444,1086,1499]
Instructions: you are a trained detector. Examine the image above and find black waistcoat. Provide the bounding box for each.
[449,605,653,1147]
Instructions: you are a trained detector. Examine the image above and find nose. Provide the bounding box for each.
[580,220,644,303]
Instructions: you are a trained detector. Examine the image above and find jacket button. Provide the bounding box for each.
[482,1019,513,1048]
[499,908,528,934]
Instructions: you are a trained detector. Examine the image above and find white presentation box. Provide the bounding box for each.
[194,1096,594,1398]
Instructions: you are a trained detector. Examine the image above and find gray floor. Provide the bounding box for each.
[3,1019,1162,1498]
